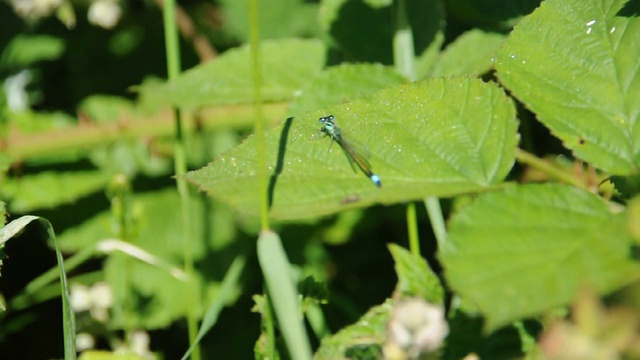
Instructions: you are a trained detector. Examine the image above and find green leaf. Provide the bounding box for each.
[439,184,640,332]
[495,0,640,175]
[58,189,236,329]
[0,201,5,226]
[144,39,326,110]
[105,248,195,329]
[257,230,313,360]
[287,64,406,115]
[0,35,66,68]
[314,300,390,359]
[318,0,346,31]
[78,95,135,123]
[217,0,320,41]
[187,77,518,220]
[415,32,445,79]
[364,0,392,8]
[11,110,75,133]
[181,256,246,360]
[388,244,444,304]
[0,216,77,359]
[55,1,76,30]
[1,170,111,213]
[432,29,507,77]
[58,188,233,256]
[89,141,171,178]
[0,153,11,178]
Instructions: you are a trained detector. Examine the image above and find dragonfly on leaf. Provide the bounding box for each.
[318,115,382,187]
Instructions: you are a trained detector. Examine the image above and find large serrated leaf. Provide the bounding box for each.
[439,184,640,332]
[143,39,326,109]
[495,0,640,175]
[288,64,406,115]
[186,77,518,220]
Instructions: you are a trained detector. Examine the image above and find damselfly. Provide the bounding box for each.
[318,115,382,187]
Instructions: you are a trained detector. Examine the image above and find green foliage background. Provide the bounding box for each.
[1,0,640,359]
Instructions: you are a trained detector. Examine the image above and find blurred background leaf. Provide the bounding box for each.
[143,39,326,109]
[0,35,66,69]
[440,184,640,332]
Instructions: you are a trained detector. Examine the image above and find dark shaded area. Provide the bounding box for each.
[0,3,23,54]
[610,174,640,200]
[444,0,541,29]
[1,2,199,115]
[617,0,640,17]
[330,1,393,64]
[444,311,541,359]
[517,105,568,158]
[268,117,294,208]
[329,0,443,65]
[0,224,64,359]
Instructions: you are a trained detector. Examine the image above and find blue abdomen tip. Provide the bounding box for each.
[371,174,382,187]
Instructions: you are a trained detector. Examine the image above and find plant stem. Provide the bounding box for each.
[393,0,416,81]
[393,0,448,254]
[162,0,200,358]
[152,0,218,62]
[248,0,270,231]
[515,148,587,189]
[5,103,287,162]
[406,202,420,255]
[424,197,447,248]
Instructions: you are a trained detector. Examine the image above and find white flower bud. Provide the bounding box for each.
[88,0,121,29]
[386,298,449,358]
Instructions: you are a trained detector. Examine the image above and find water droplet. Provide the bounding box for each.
[586,27,592,35]
[586,20,596,26]
[610,26,616,33]
[510,54,516,59]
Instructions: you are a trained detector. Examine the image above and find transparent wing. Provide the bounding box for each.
[336,133,373,175]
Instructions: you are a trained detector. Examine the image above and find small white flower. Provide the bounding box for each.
[3,70,32,112]
[70,284,92,312]
[76,332,96,352]
[129,330,152,357]
[88,0,121,29]
[90,281,114,309]
[11,0,62,19]
[386,298,449,358]
[88,281,113,322]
